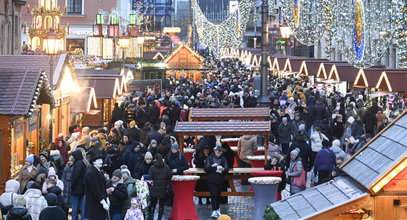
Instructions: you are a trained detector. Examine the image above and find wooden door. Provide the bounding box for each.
[396,206,407,220]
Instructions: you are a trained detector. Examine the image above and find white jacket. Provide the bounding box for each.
[24,188,48,220]
[310,131,328,152]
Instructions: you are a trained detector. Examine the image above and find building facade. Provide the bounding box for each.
[0,0,26,54]
[132,0,174,32]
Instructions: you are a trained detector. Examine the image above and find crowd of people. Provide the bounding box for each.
[0,55,404,220]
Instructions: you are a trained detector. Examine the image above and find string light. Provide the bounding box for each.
[280,0,331,46]
[334,0,402,69]
[395,3,407,68]
[192,0,254,56]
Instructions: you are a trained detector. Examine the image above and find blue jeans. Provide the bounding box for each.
[110,213,122,220]
[71,195,85,220]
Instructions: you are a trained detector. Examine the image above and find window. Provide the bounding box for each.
[67,0,82,15]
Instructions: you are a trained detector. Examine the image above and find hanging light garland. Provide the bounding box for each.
[334,0,402,69]
[323,0,336,59]
[395,2,407,68]
[280,0,331,46]
[192,0,254,55]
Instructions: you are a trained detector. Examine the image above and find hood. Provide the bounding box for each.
[24,188,42,198]
[48,185,62,195]
[242,135,253,140]
[5,180,20,193]
[72,150,83,161]
[82,127,90,135]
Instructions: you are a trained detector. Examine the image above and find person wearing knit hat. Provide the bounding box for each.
[170,143,179,151]
[133,151,154,179]
[166,142,189,175]
[25,155,34,165]
[106,169,127,219]
[124,197,144,220]
[288,148,306,195]
[218,215,232,220]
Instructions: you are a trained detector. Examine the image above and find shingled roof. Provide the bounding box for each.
[271,177,368,220]
[0,68,54,116]
[342,112,407,190]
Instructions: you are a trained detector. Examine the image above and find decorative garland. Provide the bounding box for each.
[395,2,407,68]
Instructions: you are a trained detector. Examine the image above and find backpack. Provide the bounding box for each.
[0,193,14,215]
[179,109,188,121]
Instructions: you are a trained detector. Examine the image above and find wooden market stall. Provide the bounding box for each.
[0,68,54,191]
[353,68,386,89]
[0,55,77,144]
[281,56,317,77]
[174,121,270,160]
[298,60,328,84]
[164,43,206,82]
[189,107,270,121]
[270,111,407,220]
[325,64,360,95]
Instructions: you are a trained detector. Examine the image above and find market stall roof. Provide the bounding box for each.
[143,50,169,60]
[327,64,360,83]
[272,55,294,72]
[316,62,348,79]
[270,177,369,220]
[78,77,121,99]
[251,54,261,67]
[190,107,270,121]
[174,121,270,136]
[284,57,326,73]
[0,55,67,87]
[164,43,205,64]
[76,73,128,94]
[353,68,386,88]
[0,68,54,116]
[70,87,98,113]
[342,111,407,193]
[375,70,407,92]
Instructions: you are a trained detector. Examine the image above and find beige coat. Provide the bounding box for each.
[18,165,38,193]
[237,135,258,164]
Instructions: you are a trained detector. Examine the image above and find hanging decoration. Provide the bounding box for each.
[335,0,402,69]
[323,0,336,59]
[280,0,331,46]
[191,0,254,55]
[395,2,407,68]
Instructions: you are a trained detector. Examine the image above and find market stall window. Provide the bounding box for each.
[66,39,85,52]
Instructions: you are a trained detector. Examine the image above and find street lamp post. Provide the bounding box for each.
[258,0,271,107]
[44,27,61,143]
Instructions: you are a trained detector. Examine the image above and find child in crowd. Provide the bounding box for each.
[124,197,144,220]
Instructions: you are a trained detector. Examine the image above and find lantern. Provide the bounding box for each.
[280,25,292,39]
[118,36,130,49]
[93,24,103,37]
[96,13,104,25]
[44,28,60,55]
[129,11,137,25]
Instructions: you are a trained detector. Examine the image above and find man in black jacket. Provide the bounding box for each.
[127,120,140,142]
[70,150,86,220]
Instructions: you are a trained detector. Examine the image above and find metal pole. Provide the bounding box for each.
[49,55,54,144]
[258,0,271,107]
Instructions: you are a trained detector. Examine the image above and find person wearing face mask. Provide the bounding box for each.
[84,151,109,220]
[106,170,128,220]
[204,146,228,218]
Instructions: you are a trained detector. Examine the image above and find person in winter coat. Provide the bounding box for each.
[18,156,38,194]
[237,135,258,166]
[133,152,153,179]
[56,139,69,164]
[165,144,189,175]
[128,120,141,142]
[84,152,109,220]
[287,148,306,195]
[39,193,67,220]
[43,179,65,210]
[61,156,74,211]
[351,116,365,139]
[314,140,336,185]
[42,168,64,194]
[0,180,22,216]
[103,147,123,177]
[124,197,144,220]
[123,142,144,177]
[278,117,295,155]
[193,145,212,204]
[78,127,91,148]
[148,154,172,220]
[330,139,349,161]
[330,115,344,141]
[24,183,48,220]
[106,170,128,220]
[286,134,312,172]
[147,139,158,157]
[144,124,164,146]
[264,152,287,194]
[204,146,229,218]
[310,127,329,168]
[311,98,327,128]
[120,165,136,216]
[70,150,86,220]
[6,196,32,220]
[221,143,235,169]
[291,113,305,135]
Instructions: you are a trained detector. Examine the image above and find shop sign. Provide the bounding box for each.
[71,30,107,36]
[28,116,37,132]
[14,121,24,139]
